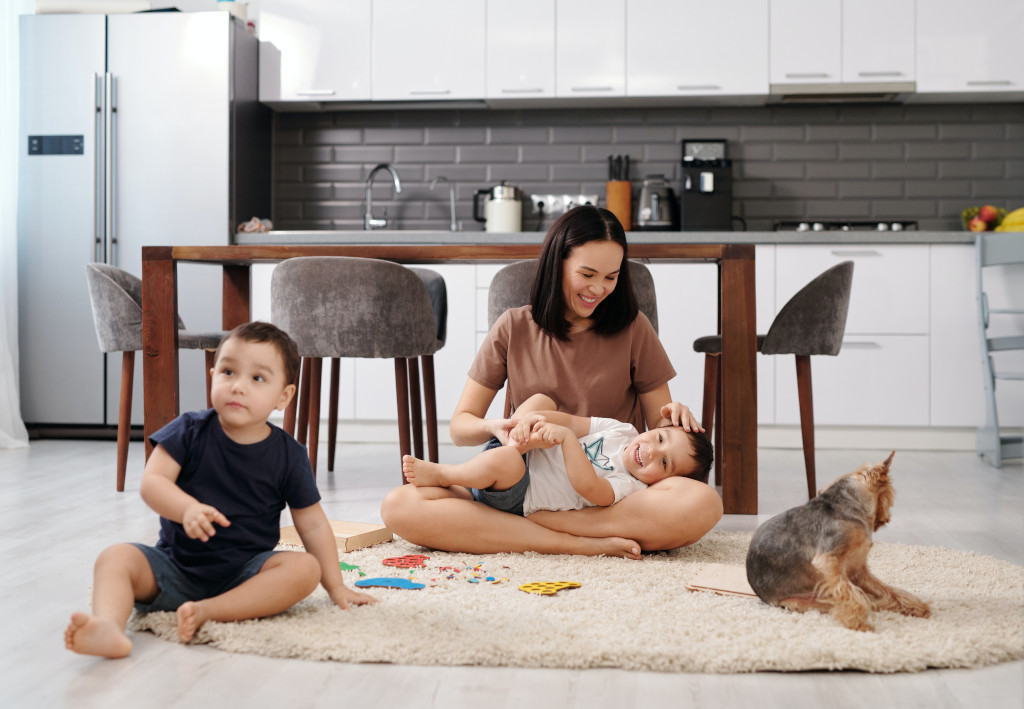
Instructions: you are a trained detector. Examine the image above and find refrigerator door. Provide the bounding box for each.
[106,12,236,424]
[17,15,108,425]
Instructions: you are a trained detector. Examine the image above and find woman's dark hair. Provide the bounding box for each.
[530,205,638,340]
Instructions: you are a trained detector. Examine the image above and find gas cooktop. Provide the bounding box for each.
[774,220,919,232]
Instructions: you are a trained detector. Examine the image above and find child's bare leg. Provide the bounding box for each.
[402,446,525,490]
[66,544,158,659]
[176,551,320,643]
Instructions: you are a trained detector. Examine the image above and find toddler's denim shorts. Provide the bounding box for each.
[131,543,280,613]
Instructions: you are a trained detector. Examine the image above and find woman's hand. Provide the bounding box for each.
[180,503,230,542]
[508,412,548,445]
[656,402,704,433]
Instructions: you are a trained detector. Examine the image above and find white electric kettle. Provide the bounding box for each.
[473,181,523,232]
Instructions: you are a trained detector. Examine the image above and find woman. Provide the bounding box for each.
[381,206,722,558]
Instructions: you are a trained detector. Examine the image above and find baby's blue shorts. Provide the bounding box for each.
[470,437,530,517]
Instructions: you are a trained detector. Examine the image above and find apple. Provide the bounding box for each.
[979,205,999,223]
[969,216,989,232]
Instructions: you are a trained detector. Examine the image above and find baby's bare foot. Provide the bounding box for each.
[402,455,448,487]
[579,536,643,560]
[65,612,132,658]
[176,601,209,643]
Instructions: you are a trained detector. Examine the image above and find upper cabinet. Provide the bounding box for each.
[487,0,555,99]
[259,0,372,103]
[916,0,1024,94]
[770,0,914,87]
[556,0,626,97]
[372,0,485,101]
[627,0,768,97]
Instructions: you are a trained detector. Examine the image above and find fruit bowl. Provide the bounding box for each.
[961,205,1006,231]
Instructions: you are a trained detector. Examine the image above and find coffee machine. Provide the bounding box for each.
[679,140,733,231]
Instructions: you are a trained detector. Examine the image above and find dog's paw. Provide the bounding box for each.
[899,599,931,618]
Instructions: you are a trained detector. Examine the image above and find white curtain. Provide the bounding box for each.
[0,1,33,448]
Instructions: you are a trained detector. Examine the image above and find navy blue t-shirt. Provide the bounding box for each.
[148,409,320,580]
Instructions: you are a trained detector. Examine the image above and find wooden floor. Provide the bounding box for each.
[2,437,1021,709]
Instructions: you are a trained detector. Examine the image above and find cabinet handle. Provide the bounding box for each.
[295,89,336,96]
[410,89,451,95]
[570,86,614,92]
[831,249,882,257]
[857,71,903,78]
[966,80,1013,87]
[501,88,544,94]
[677,84,722,91]
[784,73,830,79]
[841,341,882,349]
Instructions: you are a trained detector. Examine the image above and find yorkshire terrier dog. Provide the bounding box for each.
[745,452,931,631]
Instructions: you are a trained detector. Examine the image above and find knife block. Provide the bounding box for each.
[606,181,632,230]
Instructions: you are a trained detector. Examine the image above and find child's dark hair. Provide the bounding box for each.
[214,321,301,386]
[530,205,639,340]
[682,430,714,484]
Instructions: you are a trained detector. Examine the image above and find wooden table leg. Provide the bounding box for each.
[222,264,251,329]
[719,245,758,514]
[142,247,179,458]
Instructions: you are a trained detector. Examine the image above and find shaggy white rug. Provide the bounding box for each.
[128,532,1024,673]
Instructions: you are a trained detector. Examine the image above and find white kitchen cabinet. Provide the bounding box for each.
[486,0,555,99]
[627,0,768,97]
[916,0,1024,93]
[930,245,1024,428]
[770,0,914,86]
[773,245,930,426]
[259,0,372,103]
[556,0,626,97]
[841,0,915,84]
[372,0,485,101]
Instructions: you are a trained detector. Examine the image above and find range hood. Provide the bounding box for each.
[768,81,915,104]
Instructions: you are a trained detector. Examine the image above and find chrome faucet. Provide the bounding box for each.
[430,175,458,232]
[364,163,402,230]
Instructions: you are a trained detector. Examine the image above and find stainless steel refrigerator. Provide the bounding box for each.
[17,10,270,431]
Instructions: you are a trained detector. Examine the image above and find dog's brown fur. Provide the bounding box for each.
[745,452,931,631]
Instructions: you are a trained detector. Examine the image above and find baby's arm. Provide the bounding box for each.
[140,445,230,542]
[291,503,377,609]
[531,421,615,507]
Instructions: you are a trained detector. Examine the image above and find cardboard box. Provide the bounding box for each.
[279,520,393,553]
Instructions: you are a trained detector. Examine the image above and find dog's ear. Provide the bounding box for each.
[882,451,895,471]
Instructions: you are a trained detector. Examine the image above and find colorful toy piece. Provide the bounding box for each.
[382,554,430,568]
[355,577,425,590]
[518,581,581,596]
[339,562,361,571]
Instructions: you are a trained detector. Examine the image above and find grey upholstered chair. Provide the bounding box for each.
[486,259,660,418]
[270,257,445,479]
[693,260,854,499]
[85,263,225,492]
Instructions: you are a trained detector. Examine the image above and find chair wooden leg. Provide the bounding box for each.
[116,351,134,492]
[407,358,423,459]
[283,387,297,437]
[205,350,216,409]
[795,354,816,499]
[296,357,311,446]
[327,357,340,472]
[421,355,439,463]
[394,359,412,483]
[714,362,723,488]
[701,353,718,440]
[307,358,322,475]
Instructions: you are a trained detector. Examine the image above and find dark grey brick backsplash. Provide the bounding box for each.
[271,103,1024,232]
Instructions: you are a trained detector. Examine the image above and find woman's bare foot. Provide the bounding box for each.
[577,536,643,560]
[65,612,132,658]
[402,455,450,487]
[176,601,209,643]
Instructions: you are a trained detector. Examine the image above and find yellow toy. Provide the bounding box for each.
[518,581,581,596]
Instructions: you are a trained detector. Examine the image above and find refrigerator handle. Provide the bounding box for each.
[105,73,118,266]
[94,73,105,263]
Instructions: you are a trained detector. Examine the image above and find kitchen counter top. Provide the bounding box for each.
[237,230,973,246]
